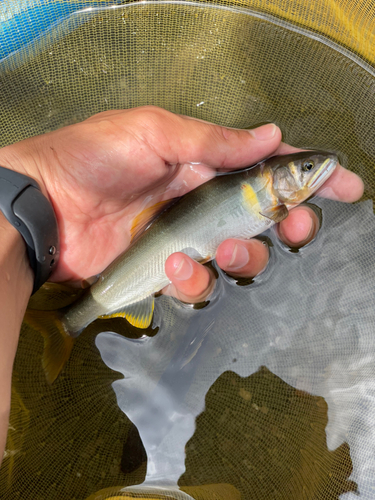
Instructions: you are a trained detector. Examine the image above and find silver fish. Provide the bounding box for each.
[26,151,337,382]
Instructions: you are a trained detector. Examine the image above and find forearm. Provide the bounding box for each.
[0,212,33,465]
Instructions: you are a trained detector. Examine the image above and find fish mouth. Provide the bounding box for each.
[306,156,338,190]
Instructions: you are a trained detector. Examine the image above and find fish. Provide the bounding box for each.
[25,151,338,383]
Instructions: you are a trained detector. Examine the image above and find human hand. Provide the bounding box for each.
[0,106,364,303]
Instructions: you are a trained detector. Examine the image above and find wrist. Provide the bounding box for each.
[0,209,32,378]
[0,156,60,293]
[0,211,33,300]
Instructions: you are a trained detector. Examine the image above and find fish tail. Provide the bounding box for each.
[24,310,75,384]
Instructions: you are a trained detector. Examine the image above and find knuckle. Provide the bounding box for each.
[132,105,170,128]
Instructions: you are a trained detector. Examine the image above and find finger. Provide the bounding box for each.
[163,252,216,303]
[215,238,269,277]
[316,163,364,202]
[176,120,282,170]
[278,206,319,248]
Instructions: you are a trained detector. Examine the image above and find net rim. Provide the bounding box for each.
[72,0,375,76]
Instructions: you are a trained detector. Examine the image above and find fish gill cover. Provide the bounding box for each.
[0,0,375,499]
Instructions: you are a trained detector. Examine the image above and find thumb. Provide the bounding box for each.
[155,111,282,170]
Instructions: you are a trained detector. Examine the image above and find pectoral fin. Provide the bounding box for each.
[100,296,155,329]
[261,204,289,223]
[130,199,178,243]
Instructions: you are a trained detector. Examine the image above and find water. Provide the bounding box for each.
[93,197,375,499]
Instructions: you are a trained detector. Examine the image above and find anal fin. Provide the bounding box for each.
[100,295,155,329]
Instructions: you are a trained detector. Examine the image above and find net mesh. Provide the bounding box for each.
[0,0,374,499]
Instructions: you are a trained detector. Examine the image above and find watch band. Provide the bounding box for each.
[0,166,59,295]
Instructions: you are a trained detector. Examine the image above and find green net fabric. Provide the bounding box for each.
[0,1,374,499]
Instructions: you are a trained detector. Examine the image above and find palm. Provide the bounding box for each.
[38,109,217,281]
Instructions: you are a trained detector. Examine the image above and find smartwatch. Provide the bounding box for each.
[0,166,59,295]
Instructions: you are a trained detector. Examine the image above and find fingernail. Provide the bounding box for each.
[173,257,193,280]
[249,123,277,141]
[228,243,249,270]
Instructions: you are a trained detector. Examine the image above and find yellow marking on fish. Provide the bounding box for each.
[130,198,177,243]
[24,309,75,384]
[101,311,151,329]
[241,183,263,219]
[100,300,154,329]
[126,313,152,329]
[100,311,127,319]
[288,161,299,180]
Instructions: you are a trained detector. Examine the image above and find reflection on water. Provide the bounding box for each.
[81,369,357,500]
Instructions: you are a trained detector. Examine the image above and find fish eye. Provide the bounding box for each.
[302,160,315,172]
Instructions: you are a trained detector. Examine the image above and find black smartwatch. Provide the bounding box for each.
[0,166,59,295]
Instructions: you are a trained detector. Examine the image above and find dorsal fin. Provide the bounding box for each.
[130,198,178,243]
